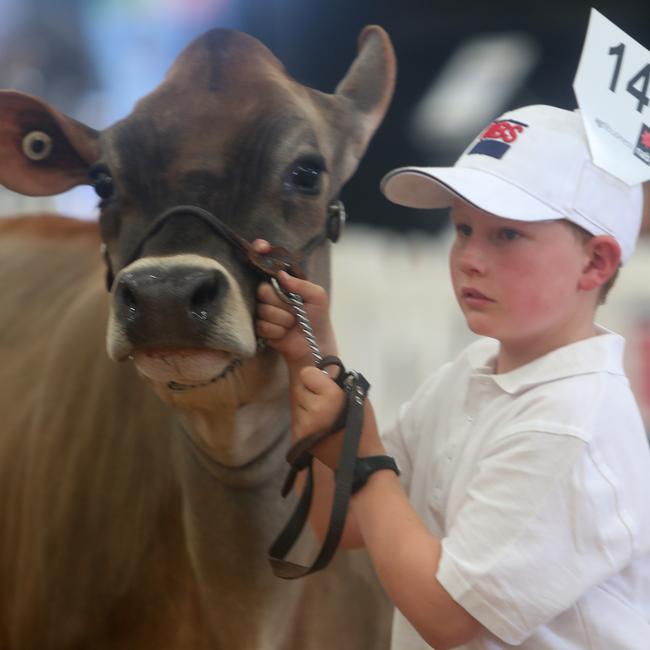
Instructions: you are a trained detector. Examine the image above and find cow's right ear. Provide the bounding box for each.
[0,91,101,196]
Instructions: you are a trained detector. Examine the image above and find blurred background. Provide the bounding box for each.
[1,0,650,427]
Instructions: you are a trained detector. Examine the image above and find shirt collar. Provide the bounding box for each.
[466,325,626,395]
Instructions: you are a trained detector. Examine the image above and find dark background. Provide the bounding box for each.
[1,0,648,232]
[240,0,649,235]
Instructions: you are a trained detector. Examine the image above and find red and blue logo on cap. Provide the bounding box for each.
[634,123,650,166]
[468,119,528,159]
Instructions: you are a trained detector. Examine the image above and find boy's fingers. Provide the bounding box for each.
[251,238,272,253]
[255,320,289,340]
[257,281,290,309]
[256,303,295,328]
[277,271,328,306]
[300,365,338,393]
[258,274,327,311]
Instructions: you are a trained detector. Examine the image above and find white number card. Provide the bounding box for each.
[573,8,650,185]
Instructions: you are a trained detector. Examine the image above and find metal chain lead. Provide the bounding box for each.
[271,277,322,365]
[286,291,323,365]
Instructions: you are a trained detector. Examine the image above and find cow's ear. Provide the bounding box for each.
[331,25,396,183]
[0,91,100,196]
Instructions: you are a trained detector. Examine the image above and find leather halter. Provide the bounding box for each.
[102,201,345,291]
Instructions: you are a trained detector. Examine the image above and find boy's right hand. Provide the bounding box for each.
[254,241,338,365]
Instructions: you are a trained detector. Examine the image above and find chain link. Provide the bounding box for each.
[270,277,322,365]
[286,291,323,365]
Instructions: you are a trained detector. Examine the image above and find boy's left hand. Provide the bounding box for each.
[293,366,385,470]
[293,365,348,470]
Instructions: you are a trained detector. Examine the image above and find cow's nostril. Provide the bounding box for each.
[119,283,139,321]
[190,274,221,321]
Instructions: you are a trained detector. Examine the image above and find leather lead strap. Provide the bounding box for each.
[268,362,370,579]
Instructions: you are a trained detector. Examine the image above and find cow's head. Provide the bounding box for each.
[0,26,395,462]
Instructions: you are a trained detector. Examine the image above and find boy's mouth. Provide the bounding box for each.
[461,287,494,302]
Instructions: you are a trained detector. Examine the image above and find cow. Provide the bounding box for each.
[0,25,396,649]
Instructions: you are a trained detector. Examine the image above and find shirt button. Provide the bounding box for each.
[466,415,473,423]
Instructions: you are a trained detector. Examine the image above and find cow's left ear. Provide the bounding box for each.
[329,25,396,187]
[0,91,100,196]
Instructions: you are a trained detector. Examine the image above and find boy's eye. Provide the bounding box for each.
[499,228,521,241]
[456,223,472,237]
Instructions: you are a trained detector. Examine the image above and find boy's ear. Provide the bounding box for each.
[578,235,621,292]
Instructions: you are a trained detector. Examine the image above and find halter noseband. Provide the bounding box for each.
[101,201,346,291]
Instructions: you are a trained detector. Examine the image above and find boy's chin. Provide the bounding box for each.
[463,313,496,338]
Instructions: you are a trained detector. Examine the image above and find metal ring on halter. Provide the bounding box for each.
[326,200,346,243]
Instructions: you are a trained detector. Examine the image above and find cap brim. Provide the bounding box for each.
[380,166,564,222]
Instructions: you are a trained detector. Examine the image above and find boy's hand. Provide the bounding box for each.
[293,365,348,469]
[293,366,385,471]
[254,239,337,365]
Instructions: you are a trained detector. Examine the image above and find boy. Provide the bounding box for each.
[255,105,650,649]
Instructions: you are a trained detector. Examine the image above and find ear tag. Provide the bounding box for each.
[22,131,53,161]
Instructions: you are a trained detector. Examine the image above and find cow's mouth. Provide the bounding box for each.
[132,348,242,391]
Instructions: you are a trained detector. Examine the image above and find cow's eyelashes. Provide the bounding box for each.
[89,163,115,200]
[284,156,325,195]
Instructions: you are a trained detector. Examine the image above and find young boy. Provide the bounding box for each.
[255,105,650,649]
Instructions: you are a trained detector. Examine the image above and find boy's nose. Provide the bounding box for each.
[457,243,487,276]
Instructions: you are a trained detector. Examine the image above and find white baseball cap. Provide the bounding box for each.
[381,105,643,262]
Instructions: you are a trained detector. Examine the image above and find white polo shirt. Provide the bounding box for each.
[382,327,650,649]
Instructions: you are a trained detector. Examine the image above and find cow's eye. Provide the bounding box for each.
[22,131,53,161]
[285,156,325,195]
[89,163,114,200]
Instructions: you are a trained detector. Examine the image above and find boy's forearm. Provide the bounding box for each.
[291,399,379,549]
[305,399,385,548]
[352,473,483,648]
[283,380,481,643]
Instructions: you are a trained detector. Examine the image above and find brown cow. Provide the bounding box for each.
[0,26,396,649]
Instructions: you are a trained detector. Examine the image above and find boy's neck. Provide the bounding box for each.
[495,322,599,374]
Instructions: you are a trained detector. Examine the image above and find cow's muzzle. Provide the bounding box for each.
[106,254,257,370]
[114,263,226,344]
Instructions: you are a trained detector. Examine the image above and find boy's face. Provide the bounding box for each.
[449,201,594,357]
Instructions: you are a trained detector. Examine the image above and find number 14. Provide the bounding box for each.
[608,43,650,113]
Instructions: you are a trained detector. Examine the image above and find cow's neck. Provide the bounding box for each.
[149,350,292,485]
[171,413,315,649]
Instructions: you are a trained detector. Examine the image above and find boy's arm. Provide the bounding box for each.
[255,256,483,647]
[297,369,484,649]
[353,467,484,648]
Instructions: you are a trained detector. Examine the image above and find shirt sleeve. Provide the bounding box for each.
[436,428,635,645]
